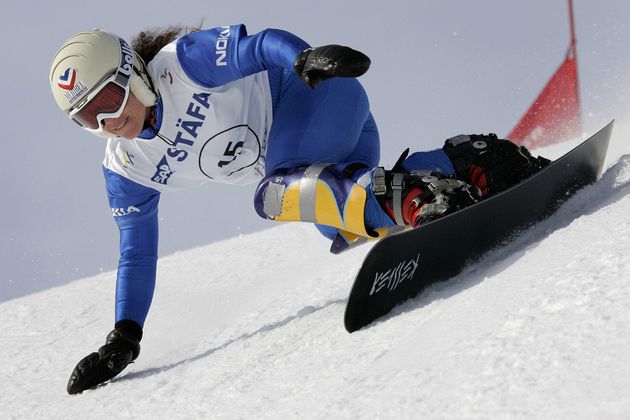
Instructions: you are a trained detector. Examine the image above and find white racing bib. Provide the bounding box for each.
[103,42,272,191]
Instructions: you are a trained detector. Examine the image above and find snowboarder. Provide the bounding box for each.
[49,24,547,394]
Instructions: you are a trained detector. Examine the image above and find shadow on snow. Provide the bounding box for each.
[119,298,345,383]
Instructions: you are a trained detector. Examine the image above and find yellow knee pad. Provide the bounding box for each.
[255,164,372,238]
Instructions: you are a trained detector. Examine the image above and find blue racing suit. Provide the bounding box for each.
[104,25,455,328]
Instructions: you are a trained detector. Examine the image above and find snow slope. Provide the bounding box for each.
[2,133,630,419]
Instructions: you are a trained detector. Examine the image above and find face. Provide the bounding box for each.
[102,92,149,139]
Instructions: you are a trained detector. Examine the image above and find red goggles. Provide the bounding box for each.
[68,72,130,132]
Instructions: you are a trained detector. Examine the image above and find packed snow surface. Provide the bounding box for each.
[2,134,630,419]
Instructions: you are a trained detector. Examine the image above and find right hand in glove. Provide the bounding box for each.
[67,324,141,395]
[294,45,371,89]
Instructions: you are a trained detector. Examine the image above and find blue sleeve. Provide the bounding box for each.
[176,24,310,88]
[401,149,457,176]
[104,167,160,328]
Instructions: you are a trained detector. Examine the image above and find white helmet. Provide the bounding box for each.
[49,29,157,138]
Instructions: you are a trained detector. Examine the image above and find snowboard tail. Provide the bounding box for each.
[344,121,614,333]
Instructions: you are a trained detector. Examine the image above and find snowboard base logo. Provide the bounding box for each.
[370,253,420,295]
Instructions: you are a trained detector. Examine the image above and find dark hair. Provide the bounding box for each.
[131,25,196,64]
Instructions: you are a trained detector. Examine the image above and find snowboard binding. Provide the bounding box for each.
[374,164,482,228]
[442,133,550,196]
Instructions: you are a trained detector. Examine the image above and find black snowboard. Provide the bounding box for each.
[344,121,614,333]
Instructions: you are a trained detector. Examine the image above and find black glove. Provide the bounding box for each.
[67,321,142,395]
[294,45,371,89]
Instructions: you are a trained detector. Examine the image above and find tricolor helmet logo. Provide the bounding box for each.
[57,68,77,90]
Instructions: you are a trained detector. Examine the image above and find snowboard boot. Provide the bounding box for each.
[442,134,551,196]
[373,166,483,229]
[67,321,142,394]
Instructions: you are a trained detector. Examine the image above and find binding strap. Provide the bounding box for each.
[388,172,470,227]
[391,173,406,226]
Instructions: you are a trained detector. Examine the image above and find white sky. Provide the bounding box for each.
[2,0,630,300]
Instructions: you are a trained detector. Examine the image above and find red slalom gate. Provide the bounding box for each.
[508,0,582,149]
